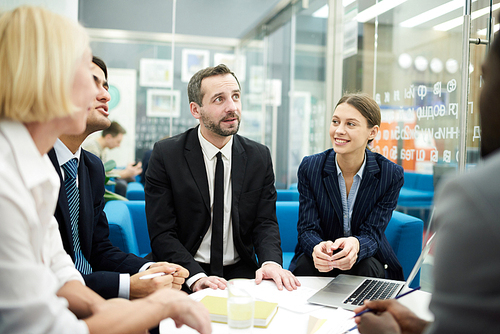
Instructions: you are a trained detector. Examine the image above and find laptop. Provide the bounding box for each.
[307,232,435,311]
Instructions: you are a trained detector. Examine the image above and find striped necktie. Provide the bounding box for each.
[62,158,92,275]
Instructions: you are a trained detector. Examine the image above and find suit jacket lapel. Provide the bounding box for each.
[322,151,343,220]
[231,136,247,207]
[351,150,380,228]
[184,127,210,211]
[78,152,94,257]
[48,148,75,259]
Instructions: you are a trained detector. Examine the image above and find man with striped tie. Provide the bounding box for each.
[49,56,188,299]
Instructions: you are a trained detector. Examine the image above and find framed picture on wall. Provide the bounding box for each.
[181,49,210,82]
[146,89,181,118]
[139,58,173,88]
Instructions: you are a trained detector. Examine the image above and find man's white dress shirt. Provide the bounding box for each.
[187,128,240,288]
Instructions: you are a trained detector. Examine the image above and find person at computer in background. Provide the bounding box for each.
[0,6,211,334]
[48,55,189,299]
[352,28,500,334]
[145,64,300,292]
[289,93,404,281]
[83,120,142,196]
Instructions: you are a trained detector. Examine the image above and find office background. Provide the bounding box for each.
[4,0,494,188]
[4,0,498,291]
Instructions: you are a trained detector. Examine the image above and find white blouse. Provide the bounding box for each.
[0,120,88,334]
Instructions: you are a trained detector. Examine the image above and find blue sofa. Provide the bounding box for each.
[276,202,300,270]
[277,189,300,201]
[398,172,434,209]
[103,200,150,258]
[104,200,423,287]
[276,202,423,287]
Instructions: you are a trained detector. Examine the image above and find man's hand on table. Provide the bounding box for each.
[191,276,228,292]
[255,263,301,291]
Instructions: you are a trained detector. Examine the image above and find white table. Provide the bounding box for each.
[160,277,434,334]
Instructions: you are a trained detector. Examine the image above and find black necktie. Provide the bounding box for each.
[210,152,224,276]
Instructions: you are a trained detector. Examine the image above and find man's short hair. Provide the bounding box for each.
[0,6,89,122]
[102,121,126,137]
[187,64,241,106]
[92,56,108,80]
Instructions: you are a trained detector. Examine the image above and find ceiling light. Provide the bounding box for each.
[343,0,356,7]
[414,56,428,71]
[400,0,476,28]
[398,53,412,69]
[430,58,444,73]
[446,59,459,74]
[356,0,408,23]
[434,3,500,31]
[477,23,500,35]
[312,4,329,18]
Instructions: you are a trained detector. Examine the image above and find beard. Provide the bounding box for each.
[201,112,240,137]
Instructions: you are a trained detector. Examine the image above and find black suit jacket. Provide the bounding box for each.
[290,149,404,280]
[49,148,149,299]
[145,127,283,279]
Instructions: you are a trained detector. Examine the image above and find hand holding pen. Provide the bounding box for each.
[343,287,422,334]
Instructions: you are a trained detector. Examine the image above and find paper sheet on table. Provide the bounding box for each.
[308,315,327,334]
[253,281,323,313]
[313,308,359,334]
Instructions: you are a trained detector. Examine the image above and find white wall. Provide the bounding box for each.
[1,0,78,21]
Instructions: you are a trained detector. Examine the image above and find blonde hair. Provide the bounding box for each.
[0,6,90,122]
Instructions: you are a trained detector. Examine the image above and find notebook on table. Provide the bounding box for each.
[307,233,435,311]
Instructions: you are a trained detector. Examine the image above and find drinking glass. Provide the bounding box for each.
[227,279,255,333]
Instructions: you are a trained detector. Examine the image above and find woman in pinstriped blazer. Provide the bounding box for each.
[290,93,404,280]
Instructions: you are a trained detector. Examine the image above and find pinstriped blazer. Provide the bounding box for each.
[290,148,404,280]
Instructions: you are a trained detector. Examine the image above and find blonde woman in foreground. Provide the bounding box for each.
[0,6,211,334]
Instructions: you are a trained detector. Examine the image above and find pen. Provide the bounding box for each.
[352,286,421,318]
[139,272,167,280]
[342,286,421,334]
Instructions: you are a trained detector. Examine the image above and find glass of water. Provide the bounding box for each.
[227,279,255,333]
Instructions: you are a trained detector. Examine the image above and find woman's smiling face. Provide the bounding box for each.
[330,102,378,157]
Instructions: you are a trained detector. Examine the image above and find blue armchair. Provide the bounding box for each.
[103,200,151,257]
[126,181,145,200]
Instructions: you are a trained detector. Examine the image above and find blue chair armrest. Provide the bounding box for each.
[385,211,423,288]
[124,201,151,256]
[126,182,145,201]
[104,201,140,256]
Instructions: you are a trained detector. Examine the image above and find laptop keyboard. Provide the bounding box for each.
[343,279,401,306]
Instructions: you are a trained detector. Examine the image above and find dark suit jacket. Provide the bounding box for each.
[145,126,282,279]
[49,148,149,299]
[290,148,404,280]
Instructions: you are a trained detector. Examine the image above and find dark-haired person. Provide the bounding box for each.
[145,64,300,292]
[290,93,404,281]
[352,29,500,334]
[83,120,142,196]
[49,56,189,300]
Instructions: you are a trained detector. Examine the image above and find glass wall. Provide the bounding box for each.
[239,0,330,188]
[86,0,498,193]
[238,0,498,195]
[346,0,497,180]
